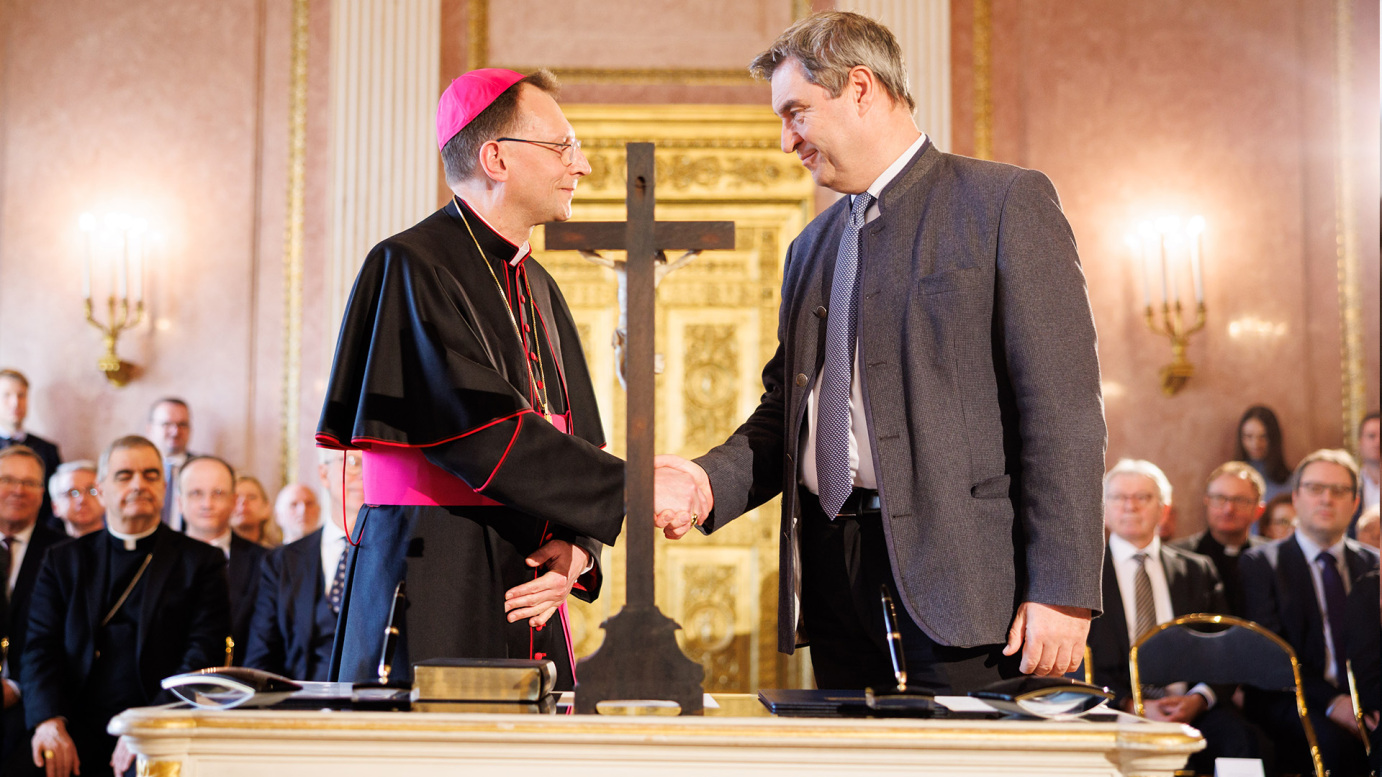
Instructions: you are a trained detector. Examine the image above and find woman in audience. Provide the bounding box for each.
[1256,492,1296,540]
[1234,405,1292,502]
[232,474,282,547]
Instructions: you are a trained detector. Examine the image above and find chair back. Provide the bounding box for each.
[1129,614,1324,777]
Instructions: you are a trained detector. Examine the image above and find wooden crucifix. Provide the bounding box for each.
[545,142,734,715]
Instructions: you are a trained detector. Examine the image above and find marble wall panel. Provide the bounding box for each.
[949,0,1380,534]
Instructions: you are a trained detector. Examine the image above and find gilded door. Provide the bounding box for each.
[535,105,817,692]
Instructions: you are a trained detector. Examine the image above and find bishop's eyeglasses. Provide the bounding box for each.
[496,137,584,166]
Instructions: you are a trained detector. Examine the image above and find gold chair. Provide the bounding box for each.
[1129,613,1324,777]
[1346,659,1372,757]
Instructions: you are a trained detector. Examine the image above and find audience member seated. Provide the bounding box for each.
[244,450,360,682]
[1242,448,1381,777]
[1355,505,1380,551]
[1257,493,1297,541]
[1171,462,1268,617]
[145,397,195,532]
[1090,458,1267,773]
[1356,410,1379,523]
[232,475,281,548]
[1235,405,1293,503]
[180,456,266,667]
[274,483,321,545]
[22,436,229,777]
[49,461,104,538]
[0,447,66,771]
[0,370,62,533]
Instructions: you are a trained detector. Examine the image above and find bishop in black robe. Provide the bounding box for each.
[317,197,624,689]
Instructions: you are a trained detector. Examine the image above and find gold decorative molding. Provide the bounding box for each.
[972,0,993,160]
[683,324,739,454]
[136,758,181,777]
[1333,0,1365,451]
[279,0,309,486]
[466,0,805,85]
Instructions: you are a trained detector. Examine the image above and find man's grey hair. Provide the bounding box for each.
[98,435,162,480]
[748,11,916,113]
[49,459,97,501]
[1291,448,1359,494]
[1104,458,1173,506]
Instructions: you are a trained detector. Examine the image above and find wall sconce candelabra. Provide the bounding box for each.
[1126,215,1207,396]
[79,212,148,387]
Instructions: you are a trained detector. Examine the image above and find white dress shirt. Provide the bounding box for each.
[1108,534,1215,705]
[801,132,929,496]
[202,529,233,559]
[320,519,349,592]
[4,522,36,598]
[1291,531,1351,687]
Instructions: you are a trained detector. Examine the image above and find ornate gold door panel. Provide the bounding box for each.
[535,106,817,692]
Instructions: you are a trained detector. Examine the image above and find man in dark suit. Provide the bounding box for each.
[179,456,264,666]
[0,370,63,533]
[1091,459,1267,773]
[145,398,194,531]
[23,435,229,777]
[1171,461,1268,616]
[653,10,1105,692]
[245,451,357,681]
[0,446,67,768]
[1242,448,1381,777]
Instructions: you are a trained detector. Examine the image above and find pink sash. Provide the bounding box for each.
[360,412,569,506]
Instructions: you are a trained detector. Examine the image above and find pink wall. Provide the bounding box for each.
[952,0,1381,534]
[0,0,1376,520]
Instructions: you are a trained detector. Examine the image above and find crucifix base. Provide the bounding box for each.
[573,604,705,715]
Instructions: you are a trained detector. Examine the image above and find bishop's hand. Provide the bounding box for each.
[653,455,713,540]
[503,540,590,628]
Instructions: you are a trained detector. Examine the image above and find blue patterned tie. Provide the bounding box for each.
[327,540,349,613]
[1315,551,1349,686]
[816,192,874,519]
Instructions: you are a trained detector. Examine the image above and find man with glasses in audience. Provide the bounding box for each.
[1172,462,1268,616]
[180,456,264,667]
[1243,448,1381,777]
[316,68,623,688]
[1088,459,1266,773]
[49,461,104,538]
[0,447,66,772]
[23,436,229,777]
[145,398,196,531]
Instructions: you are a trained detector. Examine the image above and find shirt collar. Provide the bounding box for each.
[850,133,929,209]
[321,517,348,544]
[1292,530,1346,565]
[453,197,532,266]
[1109,532,1160,563]
[108,521,160,551]
[3,521,35,544]
[1,430,26,443]
[206,530,233,556]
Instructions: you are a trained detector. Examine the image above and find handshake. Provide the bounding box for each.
[651,455,714,540]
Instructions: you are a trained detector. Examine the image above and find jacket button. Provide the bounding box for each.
[795,373,808,387]
[814,306,827,319]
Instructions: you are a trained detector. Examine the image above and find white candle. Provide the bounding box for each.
[118,227,129,299]
[136,235,145,304]
[1158,234,1169,306]
[79,213,95,299]
[1187,216,1205,304]
[1139,238,1152,308]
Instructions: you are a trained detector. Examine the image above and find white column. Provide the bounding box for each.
[328,0,441,329]
[838,0,952,152]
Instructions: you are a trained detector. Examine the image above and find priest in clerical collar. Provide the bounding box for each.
[20,435,229,777]
[316,68,624,689]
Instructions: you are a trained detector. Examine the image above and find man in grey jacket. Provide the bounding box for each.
[654,11,1106,691]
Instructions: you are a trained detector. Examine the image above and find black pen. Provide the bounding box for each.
[879,585,908,692]
[377,580,407,685]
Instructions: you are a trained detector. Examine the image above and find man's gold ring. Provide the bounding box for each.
[42,750,54,760]
[691,512,699,524]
